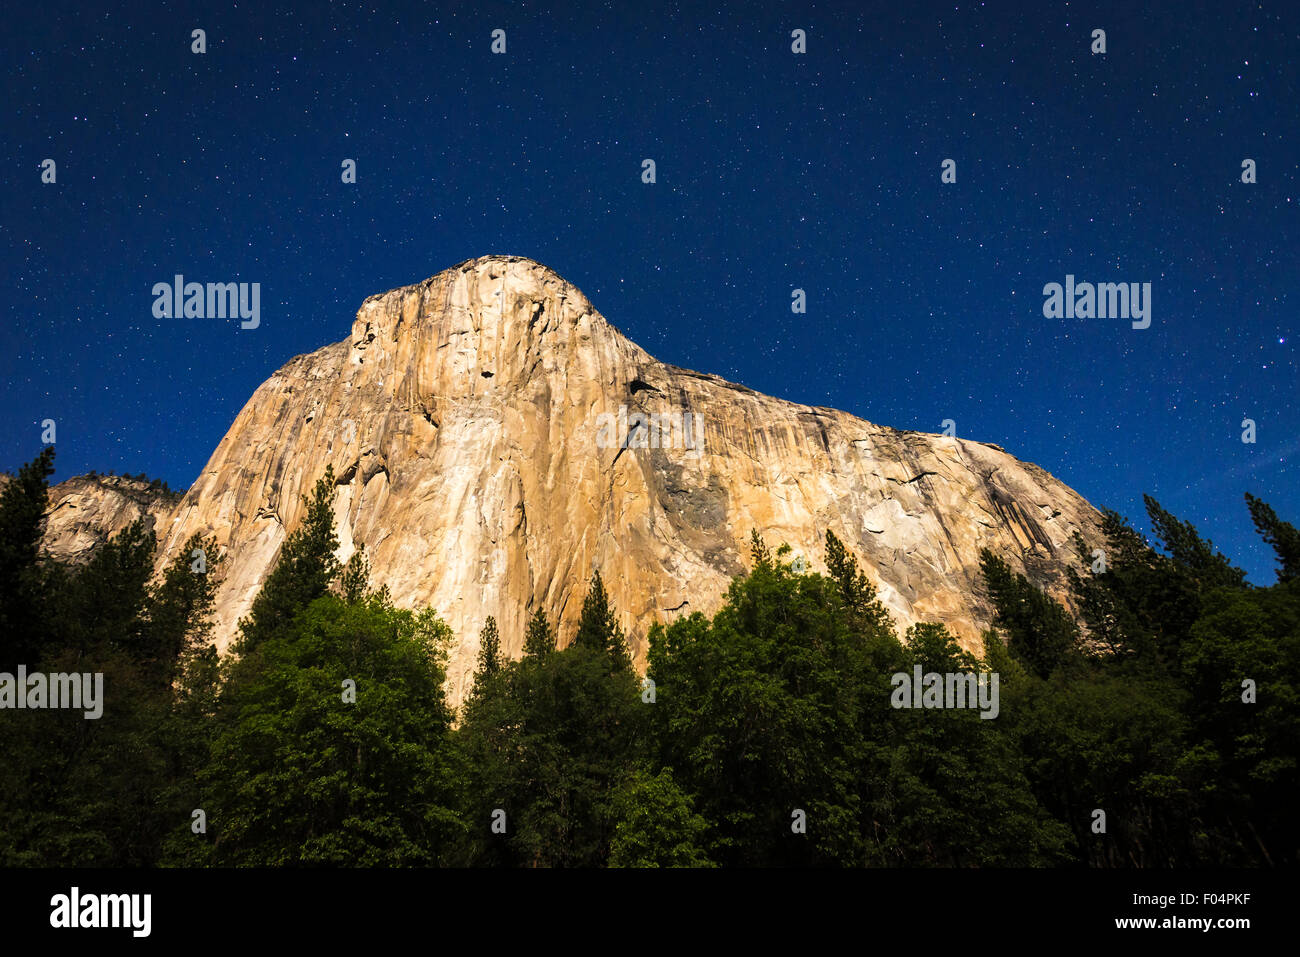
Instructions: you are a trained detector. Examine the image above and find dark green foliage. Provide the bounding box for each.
[1245,493,1300,583]
[174,593,462,865]
[475,616,501,682]
[1065,512,1179,662]
[0,644,181,866]
[1067,498,1245,667]
[647,536,1066,866]
[47,518,157,659]
[457,581,644,867]
[1176,582,1300,864]
[0,447,56,669]
[646,538,874,866]
[825,529,895,636]
[1016,496,1299,865]
[0,478,225,866]
[522,608,555,659]
[1008,664,1202,866]
[1,445,1296,868]
[1144,495,1247,590]
[979,549,1079,678]
[879,623,1073,866]
[572,570,632,673]
[236,466,340,653]
[338,545,371,605]
[608,768,714,867]
[163,471,466,866]
[142,476,180,497]
[457,639,644,867]
[141,533,221,688]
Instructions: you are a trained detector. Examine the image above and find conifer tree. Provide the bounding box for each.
[476,616,501,682]
[143,531,221,687]
[0,447,56,668]
[338,545,370,604]
[824,530,895,637]
[1144,495,1247,590]
[54,517,156,657]
[236,466,340,652]
[1245,493,1300,583]
[979,549,1078,678]
[573,570,631,672]
[522,608,555,658]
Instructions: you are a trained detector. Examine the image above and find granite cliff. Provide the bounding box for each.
[43,256,1106,706]
[41,474,179,565]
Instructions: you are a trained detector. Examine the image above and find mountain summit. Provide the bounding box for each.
[50,255,1105,705]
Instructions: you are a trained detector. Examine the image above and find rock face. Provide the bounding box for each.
[53,256,1108,707]
[41,475,179,564]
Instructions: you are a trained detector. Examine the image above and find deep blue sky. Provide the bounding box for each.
[2,1,1295,583]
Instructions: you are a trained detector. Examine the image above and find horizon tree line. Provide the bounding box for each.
[0,445,1295,867]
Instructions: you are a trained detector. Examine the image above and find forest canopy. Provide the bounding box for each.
[1,448,1294,867]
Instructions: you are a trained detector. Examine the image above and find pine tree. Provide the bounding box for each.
[1072,502,1242,665]
[235,466,340,652]
[338,545,370,604]
[475,616,501,682]
[979,549,1079,678]
[1064,531,1132,657]
[142,531,221,687]
[1245,493,1300,583]
[52,517,156,657]
[0,447,56,668]
[522,608,555,658]
[458,618,517,866]
[573,570,631,672]
[1144,495,1247,590]
[824,530,895,637]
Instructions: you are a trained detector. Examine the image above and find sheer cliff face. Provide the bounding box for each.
[134,255,1103,705]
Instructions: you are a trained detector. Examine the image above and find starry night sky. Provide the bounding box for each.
[2,1,1296,582]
